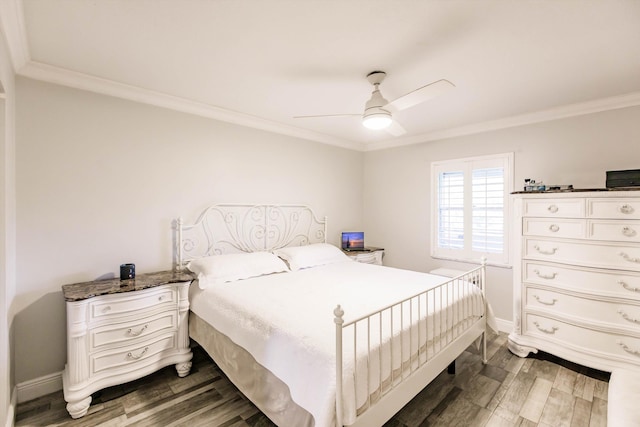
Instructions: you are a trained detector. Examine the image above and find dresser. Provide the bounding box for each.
[342,247,384,265]
[509,190,640,372]
[61,271,194,418]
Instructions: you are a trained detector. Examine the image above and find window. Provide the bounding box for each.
[431,153,513,266]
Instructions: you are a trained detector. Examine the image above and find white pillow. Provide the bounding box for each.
[274,243,350,271]
[187,252,289,289]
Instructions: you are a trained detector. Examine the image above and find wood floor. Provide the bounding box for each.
[15,332,609,427]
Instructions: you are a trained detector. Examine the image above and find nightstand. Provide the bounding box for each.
[343,247,384,265]
[61,270,194,418]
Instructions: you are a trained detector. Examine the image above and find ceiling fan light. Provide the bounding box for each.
[362,111,392,130]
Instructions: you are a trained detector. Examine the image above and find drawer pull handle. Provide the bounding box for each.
[619,280,640,293]
[533,269,557,280]
[618,309,640,324]
[620,204,635,215]
[127,347,149,360]
[622,226,637,237]
[617,340,640,357]
[127,324,148,337]
[534,245,557,255]
[533,321,558,334]
[549,224,560,232]
[547,205,559,213]
[102,306,111,313]
[619,252,640,263]
[533,295,557,306]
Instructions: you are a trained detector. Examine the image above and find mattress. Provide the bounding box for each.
[189,261,487,426]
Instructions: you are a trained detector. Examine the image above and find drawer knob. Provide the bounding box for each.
[127,324,149,337]
[617,340,640,357]
[533,269,557,280]
[619,280,640,293]
[549,224,560,233]
[127,347,149,360]
[534,245,558,255]
[622,226,637,237]
[619,252,640,264]
[618,309,640,324]
[533,295,557,306]
[620,204,635,214]
[547,205,559,213]
[533,321,558,334]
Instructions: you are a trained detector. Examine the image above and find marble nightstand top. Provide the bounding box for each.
[62,270,195,301]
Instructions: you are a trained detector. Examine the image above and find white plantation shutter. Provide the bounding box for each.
[432,153,512,266]
[438,171,464,249]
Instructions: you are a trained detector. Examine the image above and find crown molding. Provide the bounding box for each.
[18,61,365,151]
[365,91,640,151]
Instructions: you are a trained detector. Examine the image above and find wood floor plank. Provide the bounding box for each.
[518,377,553,423]
[15,332,612,427]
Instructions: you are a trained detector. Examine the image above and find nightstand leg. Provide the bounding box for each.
[175,361,192,377]
[66,396,92,419]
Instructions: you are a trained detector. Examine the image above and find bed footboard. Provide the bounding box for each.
[334,260,487,427]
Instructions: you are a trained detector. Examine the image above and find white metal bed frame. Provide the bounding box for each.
[177,203,488,427]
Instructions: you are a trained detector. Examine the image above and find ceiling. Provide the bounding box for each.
[2,0,640,151]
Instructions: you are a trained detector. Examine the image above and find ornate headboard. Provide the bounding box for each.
[176,204,327,269]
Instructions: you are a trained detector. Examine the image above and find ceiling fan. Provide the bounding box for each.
[294,71,455,136]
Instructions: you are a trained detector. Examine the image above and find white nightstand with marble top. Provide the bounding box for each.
[61,270,194,418]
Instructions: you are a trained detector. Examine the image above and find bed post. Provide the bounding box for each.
[324,216,328,244]
[334,304,344,427]
[177,217,183,271]
[481,256,488,364]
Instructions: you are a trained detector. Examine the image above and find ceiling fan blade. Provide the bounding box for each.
[385,79,455,112]
[294,113,360,119]
[385,120,407,136]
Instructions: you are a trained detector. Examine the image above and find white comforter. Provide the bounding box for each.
[189,260,486,427]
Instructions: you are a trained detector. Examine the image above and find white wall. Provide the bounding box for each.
[0,25,16,426]
[363,106,640,323]
[14,77,364,384]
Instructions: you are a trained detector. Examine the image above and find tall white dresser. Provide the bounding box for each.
[509,190,640,372]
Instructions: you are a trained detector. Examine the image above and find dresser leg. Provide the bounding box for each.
[507,336,538,358]
[175,361,192,377]
[66,396,91,419]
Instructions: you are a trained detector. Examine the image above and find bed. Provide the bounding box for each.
[176,203,490,427]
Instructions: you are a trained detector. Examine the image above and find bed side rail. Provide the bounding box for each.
[334,259,487,426]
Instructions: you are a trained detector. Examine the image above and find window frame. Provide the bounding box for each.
[430,152,514,267]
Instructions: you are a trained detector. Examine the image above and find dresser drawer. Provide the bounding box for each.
[523,261,640,300]
[588,220,640,243]
[92,334,176,374]
[588,198,640,219]
[91,311,177,350]
[525,286,640,330]
[89,287,175,321]
[523,218,585,239]
[523,198,584,218]
[524,313,640,366]
[524,238,640,271]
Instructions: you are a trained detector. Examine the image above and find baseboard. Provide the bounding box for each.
[494,317,512,334]
[16,371,62,404]
[5,386,16,427]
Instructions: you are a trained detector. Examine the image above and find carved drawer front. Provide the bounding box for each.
[91,312,177,350]
[89,288,175,321]
[91,334,176,374]
[524,261,640,300]
[588,199,640,219]
[588,220,640,243]
[523,199,584,218]
[524,313,640,365]
[523,218,585,239]
[353,252,379,264]
[524,238,640,272]
[525,286,640,330]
